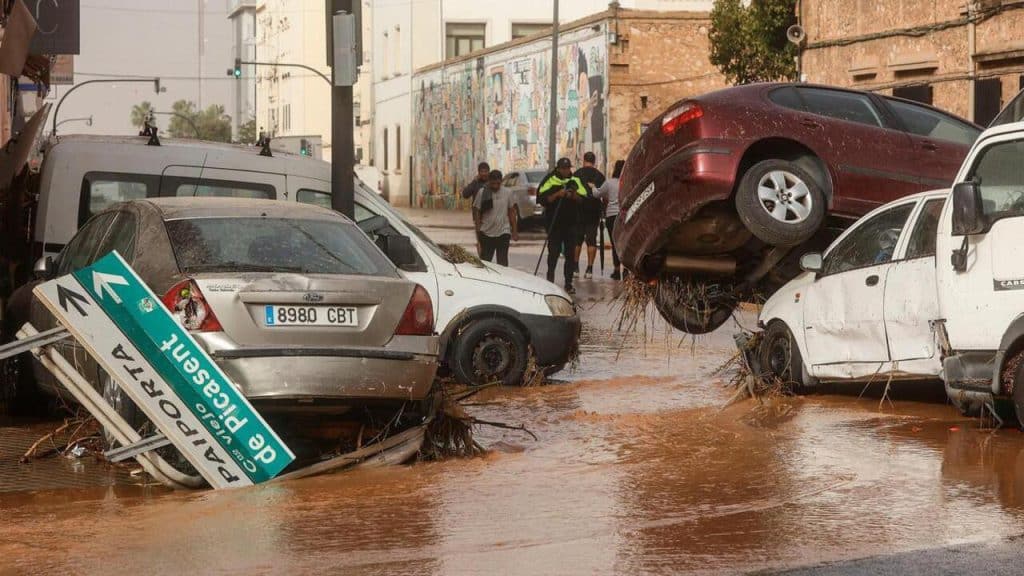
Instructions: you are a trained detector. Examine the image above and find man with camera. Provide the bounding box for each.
[537,157,587,294]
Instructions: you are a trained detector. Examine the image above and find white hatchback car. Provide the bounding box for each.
[756,189,949,390]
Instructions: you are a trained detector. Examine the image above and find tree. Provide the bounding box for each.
[237,117,257,145]
[708,0,798,85]
[166,100,233,143]
[130,101,154,129]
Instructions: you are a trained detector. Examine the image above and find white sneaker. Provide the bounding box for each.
[584,269,593,279]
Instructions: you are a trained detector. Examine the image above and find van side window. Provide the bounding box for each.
[171,178,274,199]
[904,198,945,260]
[297,189,332,209]
[59,213,115,275]
[80,172,154,226]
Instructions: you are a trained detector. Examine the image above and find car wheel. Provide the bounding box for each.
[1011,354,1024,428]
[758,321,811,394]
[736,159,826,247]
[653,280,734,335]
[451,318,530,386]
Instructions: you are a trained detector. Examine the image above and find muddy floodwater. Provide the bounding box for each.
[4,235,1024,574]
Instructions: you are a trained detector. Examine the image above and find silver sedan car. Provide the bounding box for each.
[22,198,438,460]
[503,168,549,225]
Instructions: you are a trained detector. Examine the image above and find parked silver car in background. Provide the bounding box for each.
[503,168,548,226]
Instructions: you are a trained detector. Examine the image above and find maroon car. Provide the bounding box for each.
[615,82,981,333]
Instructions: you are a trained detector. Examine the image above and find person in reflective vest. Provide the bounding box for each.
[537,157,587,294]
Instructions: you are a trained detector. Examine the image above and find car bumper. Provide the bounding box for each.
[520,312,581,367]
[198,334,439,402]
[615,143,737,277]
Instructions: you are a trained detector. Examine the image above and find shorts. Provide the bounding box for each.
[577,219,599,246]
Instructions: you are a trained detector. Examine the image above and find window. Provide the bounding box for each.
[165,217,396,277]
[905,198,945,259]
[59,213,116,275]
[797,87,884,128]
[297,189,332,209]
[968,139,1024,219]
[511,22,550,39]
[823,203,915,275]
[395,125,402,171]
[171,178,274,199]
[282,103,291,131]
[973,78,1002,127]
[393,25,401,76]
[80,172,154,225]
[991,85,1024,127]
[768,86,804,112]
[381,30,389,79]
[383,127,389,171]
[94,211,139,261]
[892,85,933,105]
[446,23,485,59]
[887,99,980,147]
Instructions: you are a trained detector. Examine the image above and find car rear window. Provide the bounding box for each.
[526,171,547,183]
[165,217,397,277]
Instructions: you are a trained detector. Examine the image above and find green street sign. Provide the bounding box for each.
[71,251,294,484]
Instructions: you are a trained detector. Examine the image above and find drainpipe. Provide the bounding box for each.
[968,3,977,122]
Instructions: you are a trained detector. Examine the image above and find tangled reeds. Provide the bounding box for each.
[439,243,485,267]
[421,382,538,460]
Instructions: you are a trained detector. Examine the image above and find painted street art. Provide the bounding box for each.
[413,25,608,207]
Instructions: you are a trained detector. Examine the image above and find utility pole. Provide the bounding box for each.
[327,0,359,219]
[547,0,559,170]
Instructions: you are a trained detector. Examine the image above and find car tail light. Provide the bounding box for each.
[661,102,703,136]
[395,285,434,336]
[528,186,537,197]
[162,279,222,332]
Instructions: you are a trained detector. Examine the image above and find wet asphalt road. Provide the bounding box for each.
[3,216,1024,575]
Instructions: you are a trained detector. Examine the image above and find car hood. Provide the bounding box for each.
[453,261,569,298]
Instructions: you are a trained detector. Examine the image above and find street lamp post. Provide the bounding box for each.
[236,60,331,85]
[55,116,93,131]
[52,77,162,137]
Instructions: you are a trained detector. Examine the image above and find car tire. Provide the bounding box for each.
[653,281,734,335]
[736,159,826,247]
[450,318,530,386]
[759,321,812,395]
[1011,355,1024,429]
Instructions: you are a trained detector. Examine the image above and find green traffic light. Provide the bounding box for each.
[234,68,242,78]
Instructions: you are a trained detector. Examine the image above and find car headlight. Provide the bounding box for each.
[545,295,575,317]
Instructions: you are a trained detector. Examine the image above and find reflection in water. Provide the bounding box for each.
[5,299,1024,574]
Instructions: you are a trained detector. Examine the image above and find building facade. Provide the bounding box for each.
[800,0,1024,126]
[228,0,258,139]
[411,7,725,208]
[249,0,373,162]
[372,0,713,205]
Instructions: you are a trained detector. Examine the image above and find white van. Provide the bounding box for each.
[755,119,1024,424]
[23,134,580,385]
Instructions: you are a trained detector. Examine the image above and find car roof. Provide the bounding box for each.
[137,197,345,221]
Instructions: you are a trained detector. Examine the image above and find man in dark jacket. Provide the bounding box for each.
[573,151,606,279]
[538,157,587,294]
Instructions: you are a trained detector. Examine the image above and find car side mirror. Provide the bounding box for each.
[378,233,417,269]
[33,256,55,280]
[951,180,987,236]
[799,252,823,274]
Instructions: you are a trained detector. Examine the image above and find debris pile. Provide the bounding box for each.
[439,243,485,267]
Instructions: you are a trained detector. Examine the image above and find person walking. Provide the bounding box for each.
[472,170,518,266]
[573,151,606,279]
[538,157,587,294]
[461,161,491,255]
[596,160,625,280]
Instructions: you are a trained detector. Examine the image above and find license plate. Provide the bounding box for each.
[264,305,358,327]
[625,180,655,223]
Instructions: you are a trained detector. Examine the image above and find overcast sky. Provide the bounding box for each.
[48,0,235,137]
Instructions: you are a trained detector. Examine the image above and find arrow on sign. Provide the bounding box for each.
[56,284,89,316]
[93,271,129,304]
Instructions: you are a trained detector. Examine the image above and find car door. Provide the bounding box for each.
[883,98,981,189]
[792,87,919,214]
[884,197,944,362]
[802,201,917,370]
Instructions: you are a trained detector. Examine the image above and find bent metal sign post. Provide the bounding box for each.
[35,251,294,488]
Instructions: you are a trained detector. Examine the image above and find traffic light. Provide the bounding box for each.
[300,138,311,156]
[233,58,242,79]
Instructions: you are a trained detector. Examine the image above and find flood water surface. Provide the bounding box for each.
[4,292,1024,574]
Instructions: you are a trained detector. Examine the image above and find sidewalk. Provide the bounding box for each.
[399,207,475,230]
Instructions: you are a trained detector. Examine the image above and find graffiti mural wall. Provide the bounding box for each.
[413,24,608,207]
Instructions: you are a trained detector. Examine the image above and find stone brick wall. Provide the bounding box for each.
[606,12,727,165]
[800,0,1024,123]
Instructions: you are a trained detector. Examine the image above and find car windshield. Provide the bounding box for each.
[991,90,1024,128]
[165,217,397,277]
[969,138,1024,219]
[356,183,450,261]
